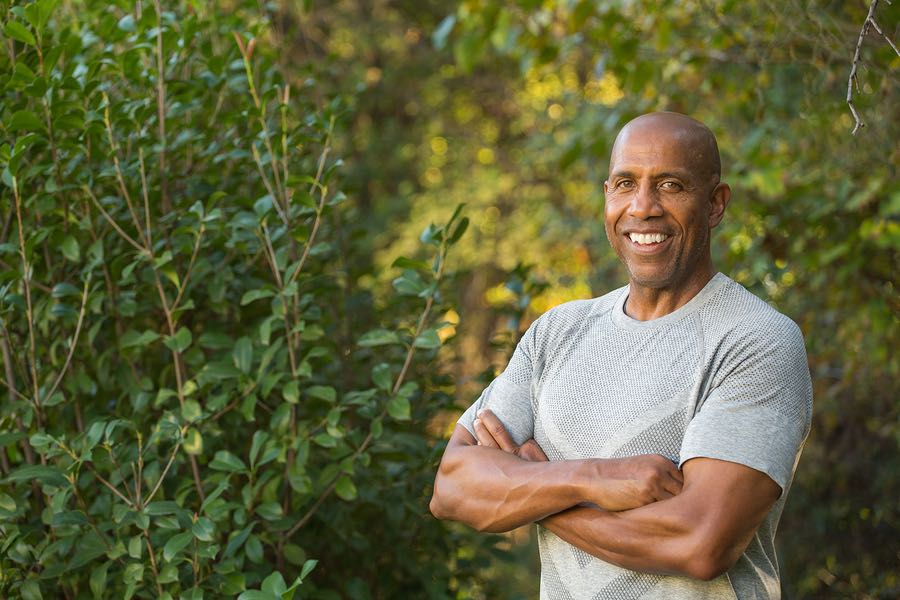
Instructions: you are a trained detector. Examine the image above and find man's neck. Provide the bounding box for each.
[624,265,715,321]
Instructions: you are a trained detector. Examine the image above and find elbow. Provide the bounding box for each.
[681,537,743,581]
[429,487,450,521]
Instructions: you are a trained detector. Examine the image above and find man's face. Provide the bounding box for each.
[603,123,727,291]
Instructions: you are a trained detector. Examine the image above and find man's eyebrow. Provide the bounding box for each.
[609,170,636,179]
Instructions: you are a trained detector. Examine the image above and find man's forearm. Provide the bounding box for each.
[430,443,588,532]
[541,458,778,581]
[541,501,712,578]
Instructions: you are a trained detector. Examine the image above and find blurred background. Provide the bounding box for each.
[1,0,897,598]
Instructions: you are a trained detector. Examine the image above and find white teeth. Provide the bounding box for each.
[629,232,669,245]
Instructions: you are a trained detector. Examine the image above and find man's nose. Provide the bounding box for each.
[628,183,664,219]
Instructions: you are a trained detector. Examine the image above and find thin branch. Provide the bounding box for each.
[103,100,149,249]
[171,223,206,313]
[145,439,182,506]
[12,176,42,424]
[846,0,898,134]
[43,277,91,403]
[84,186,149,255]
[868,18,900,57]
[138,148,153,249]
[152,0,170,213]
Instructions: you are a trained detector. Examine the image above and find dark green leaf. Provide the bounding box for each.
[4,21,36,46]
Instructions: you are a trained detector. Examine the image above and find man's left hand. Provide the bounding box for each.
[473,409,549,462]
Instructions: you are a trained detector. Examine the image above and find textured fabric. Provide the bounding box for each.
[458,273,813,599]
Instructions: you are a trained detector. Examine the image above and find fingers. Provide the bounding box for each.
[472,418,500,449]
[475,409,517,453]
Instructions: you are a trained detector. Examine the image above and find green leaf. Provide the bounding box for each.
[164,327,193,353]
[245,534,263,563]
[387,394,411,421]
[300,558,318,581]
[255,501,283,521]
[128,535,142,559]
[371,363,392,392]
[249,430,268,468]
[120,329,160,349]
[448,216,469,244]
[117,14,135,32]
[209,450,246,473]
[335,475,357,501]
[4,21,36,46]
[392,273,427,296]
[233,337,253,374]
[20,579,42,600]
[413,329,441,349]
[306,385,336,403]
[5,465,67,487]
[158,564,178,584]
[391,256,430,271]
[282,381,299,404]
[89,562,109,598]
[60,236,80,262]
[0,492,16,515]
[162,531,193,562]
[183,428,203,455]
[223,523,255,559]
[357,329,401,347]
[51,282,81,298]
[240,288,275,305]
[192,516,215,541]
[261,571,287,595]
[8,109,44,132]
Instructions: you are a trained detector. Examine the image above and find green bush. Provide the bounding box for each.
[0,1,486,598]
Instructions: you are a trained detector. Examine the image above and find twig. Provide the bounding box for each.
[12,176,42,425]
[145,439,182,505]
[84,186,149,255]
[43,277,91,403]
[171,223,206,312]
[846,0,899,134]
[152,0,170,213]
[138,148,153,249]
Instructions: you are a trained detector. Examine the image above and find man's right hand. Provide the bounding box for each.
[473,409,683,512]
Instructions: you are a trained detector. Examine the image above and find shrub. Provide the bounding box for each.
[0,1,480,597]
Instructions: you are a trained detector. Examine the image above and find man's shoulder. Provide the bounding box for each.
[704,274,806,351]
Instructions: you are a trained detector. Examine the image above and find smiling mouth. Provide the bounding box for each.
[628,232,670,245]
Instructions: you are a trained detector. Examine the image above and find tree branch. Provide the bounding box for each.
[846,0,899,134]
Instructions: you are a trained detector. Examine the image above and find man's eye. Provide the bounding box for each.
[660,181,682,191]
[616,180,634,189]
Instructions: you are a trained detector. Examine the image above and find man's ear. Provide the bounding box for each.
[709,182,731,228]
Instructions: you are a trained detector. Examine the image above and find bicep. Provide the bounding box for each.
[679,457,780,555]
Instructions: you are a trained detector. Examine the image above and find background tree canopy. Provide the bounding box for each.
[0,0,897,599]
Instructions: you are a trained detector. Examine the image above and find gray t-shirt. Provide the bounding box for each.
[458,273,813,599]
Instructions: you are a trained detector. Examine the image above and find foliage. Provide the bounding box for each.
[0,1,494,598]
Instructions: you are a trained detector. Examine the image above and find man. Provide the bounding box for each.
[430,112,812,598]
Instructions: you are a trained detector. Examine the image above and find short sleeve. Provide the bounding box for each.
[457,320,539,446]
[679,321,813,494]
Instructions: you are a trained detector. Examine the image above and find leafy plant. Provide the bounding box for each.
[0,1,484,598]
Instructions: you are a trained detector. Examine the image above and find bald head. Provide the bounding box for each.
[610,112,721,182]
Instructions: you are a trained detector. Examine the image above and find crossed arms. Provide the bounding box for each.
[429,410,781,581]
